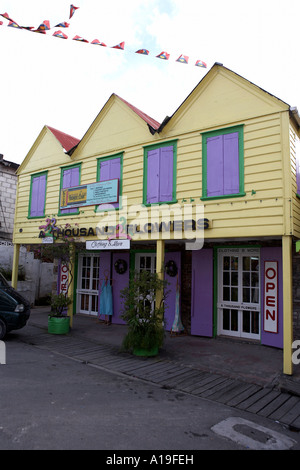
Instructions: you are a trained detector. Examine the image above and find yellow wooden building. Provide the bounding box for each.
[12,63,300,375]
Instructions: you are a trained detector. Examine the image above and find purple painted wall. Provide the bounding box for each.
[191,249,213,336]
[260,247,283,349]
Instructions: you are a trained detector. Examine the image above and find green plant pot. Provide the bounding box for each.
[133,345,159,357]
[48,316,70,335]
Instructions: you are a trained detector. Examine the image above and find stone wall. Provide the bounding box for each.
[0,156,18,241]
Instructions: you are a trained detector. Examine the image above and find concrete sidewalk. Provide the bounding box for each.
[24,307,300,388]
[15,306,300,431]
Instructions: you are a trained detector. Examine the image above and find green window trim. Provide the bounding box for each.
[27,170,48,219]
[95,152,124,212]
[143,139,178,206]
[201,125,245,201]
[58,162,82,217]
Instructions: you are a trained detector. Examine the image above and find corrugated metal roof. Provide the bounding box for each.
[47,126,80,152]
[116,95,161,130]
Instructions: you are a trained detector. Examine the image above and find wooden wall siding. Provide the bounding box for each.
[14,112,288,243]
[290,123,300,237]
[13,66,298,244]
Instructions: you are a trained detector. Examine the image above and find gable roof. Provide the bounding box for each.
[157,62,300,133]
[116,95,161,132]
[47,126,80,152]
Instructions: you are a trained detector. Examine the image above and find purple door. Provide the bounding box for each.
[191,249,213,336]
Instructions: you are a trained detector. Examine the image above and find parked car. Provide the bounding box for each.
[0,273,31,339]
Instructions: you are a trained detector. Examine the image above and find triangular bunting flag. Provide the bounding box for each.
[91,39,107,46]
[0,13,15,22]
[112,42,125,50]
[135,49,149,55]
[53,30,68,39]
[156,51,170,60]
[73,35,89,43]
[55,22,70,28]
[195,60,207,68]
[34,20,50,33]
[176,54,189,64]
[8,20,22,29]
[69,5,79,19]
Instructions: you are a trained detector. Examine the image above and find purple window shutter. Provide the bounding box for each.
[147,149,160,203]
[159,146,173,202]
[99,160,110,181]
[206,135,224,197]
[223,132,239,194]
[99,158,120,209]
[30,174,46,217]
[61,167,79,214]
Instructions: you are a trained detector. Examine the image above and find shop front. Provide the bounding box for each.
[191,244,283,349]
[73,241,182,331]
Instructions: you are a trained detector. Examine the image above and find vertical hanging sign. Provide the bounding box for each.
[263,261,278,333]
[59,262,69,294]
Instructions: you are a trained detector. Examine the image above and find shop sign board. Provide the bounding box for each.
[60,179,119,209]
[86,239,130,250]
[263,261,278,333]
[59,262,69,294]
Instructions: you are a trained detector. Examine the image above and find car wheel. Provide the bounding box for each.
[0,319,7,340]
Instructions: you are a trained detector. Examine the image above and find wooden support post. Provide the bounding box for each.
[156,240,165,320]
[282,235,293,375]
[11,244,20,289]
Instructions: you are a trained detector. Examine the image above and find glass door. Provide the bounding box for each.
[135,253,157,312]
[77,254,100,315]
[217,248,260,340]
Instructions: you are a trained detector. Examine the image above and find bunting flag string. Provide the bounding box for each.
[0,5,207,69]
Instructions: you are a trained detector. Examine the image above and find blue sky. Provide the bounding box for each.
[1,0,300,163]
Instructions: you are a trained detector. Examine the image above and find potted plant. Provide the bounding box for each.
[120,270,169,356]
[48,293,72,335]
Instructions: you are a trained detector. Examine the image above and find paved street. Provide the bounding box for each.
[0,327,299,451]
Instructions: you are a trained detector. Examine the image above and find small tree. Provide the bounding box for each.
[36,222,84,317]
[121,270,169,353]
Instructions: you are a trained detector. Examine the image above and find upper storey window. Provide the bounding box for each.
[202,126,245,200]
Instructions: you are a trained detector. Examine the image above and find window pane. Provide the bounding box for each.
[243,288,250,302]
[243,272,250,286]
[223,287,230,301]
[243,257,250,271]
[243,311,250,333]
[252,311,259,334]
[231,287,238,302]
[231,257,238,271]
[251,257,259,271]
[231,310,238,331]
[223,309,230,330]
[231,272,238,286]
[223,257,230,270]
[223,272,230,285]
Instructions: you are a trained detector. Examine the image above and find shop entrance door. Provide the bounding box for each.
[135,253,156,312]
[77,254,100,316]
[217,248,260,340]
